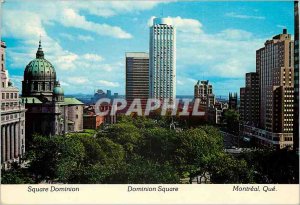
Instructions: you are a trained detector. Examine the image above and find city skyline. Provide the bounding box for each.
[1,1,295,96]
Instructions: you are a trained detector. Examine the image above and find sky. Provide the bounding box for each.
[1,0,294,96]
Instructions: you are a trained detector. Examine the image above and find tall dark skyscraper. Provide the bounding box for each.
[293,1,299,151]
[125,52,149,108]
[228,92,238,110]
[239,72,259,126]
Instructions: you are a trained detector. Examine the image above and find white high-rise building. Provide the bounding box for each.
[149,17,176,102]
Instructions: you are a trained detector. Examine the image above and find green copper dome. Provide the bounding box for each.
[23,40,56,81]
[53,81,64,95]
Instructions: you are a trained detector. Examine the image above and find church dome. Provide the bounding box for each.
[22,40,57,100]
[53,81,64,95]
[23,40,56,81]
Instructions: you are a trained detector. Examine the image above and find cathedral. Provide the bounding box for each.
[21,40,84,139]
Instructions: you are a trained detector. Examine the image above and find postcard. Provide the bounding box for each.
[0,0,299,204]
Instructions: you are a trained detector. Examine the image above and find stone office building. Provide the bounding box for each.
[240,30,294,149]
[1,41,26,168]
[194,80,215,108]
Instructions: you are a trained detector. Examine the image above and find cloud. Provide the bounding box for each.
[59,33,74,41]
[225,12,265,20]
[67,77,88,84]
[77,35,94,42]
[55,53,79,70]
[60,81,70,87]
[82,54,104,62]
[177,80,184,86]
[71,1,164,18]
[148,16,203,34]
[9,75,23,89]
[170,16,203,34]
[61,8,132,39]
[97,80,120,87]
[2,10,46,40]
[60,33,94,42]
[216,29,253,40]
[4,3,134,40]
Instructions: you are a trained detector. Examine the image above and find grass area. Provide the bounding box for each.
[82,129,97,134]
[66,129,97,137]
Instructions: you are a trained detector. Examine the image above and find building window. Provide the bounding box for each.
[76,114,78,119]
[34,82,38,90]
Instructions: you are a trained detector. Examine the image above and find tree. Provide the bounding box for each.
[174,126,224,183]
[10,116,297,184]
[223,109,239,135]
[97,123,141,156]
[239,149,299,184]
[1,162,34,184]
[140,127,177,163]
[26,135,62,182]
[209,153,255,183]
[124,156,180,184]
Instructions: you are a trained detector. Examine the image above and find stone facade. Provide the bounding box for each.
[194,80,215,108]
[65,98,84,132]
[240,30,295,150]
[1,41,26,168]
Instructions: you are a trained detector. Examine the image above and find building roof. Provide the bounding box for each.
[24,40,56,81]
[64,97,84,105]
[153,17,173,26]
[53,81,64,95]
[20,97,42,104]
[125,52,149,58]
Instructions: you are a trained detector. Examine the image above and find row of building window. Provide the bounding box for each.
[1,92,18,100]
